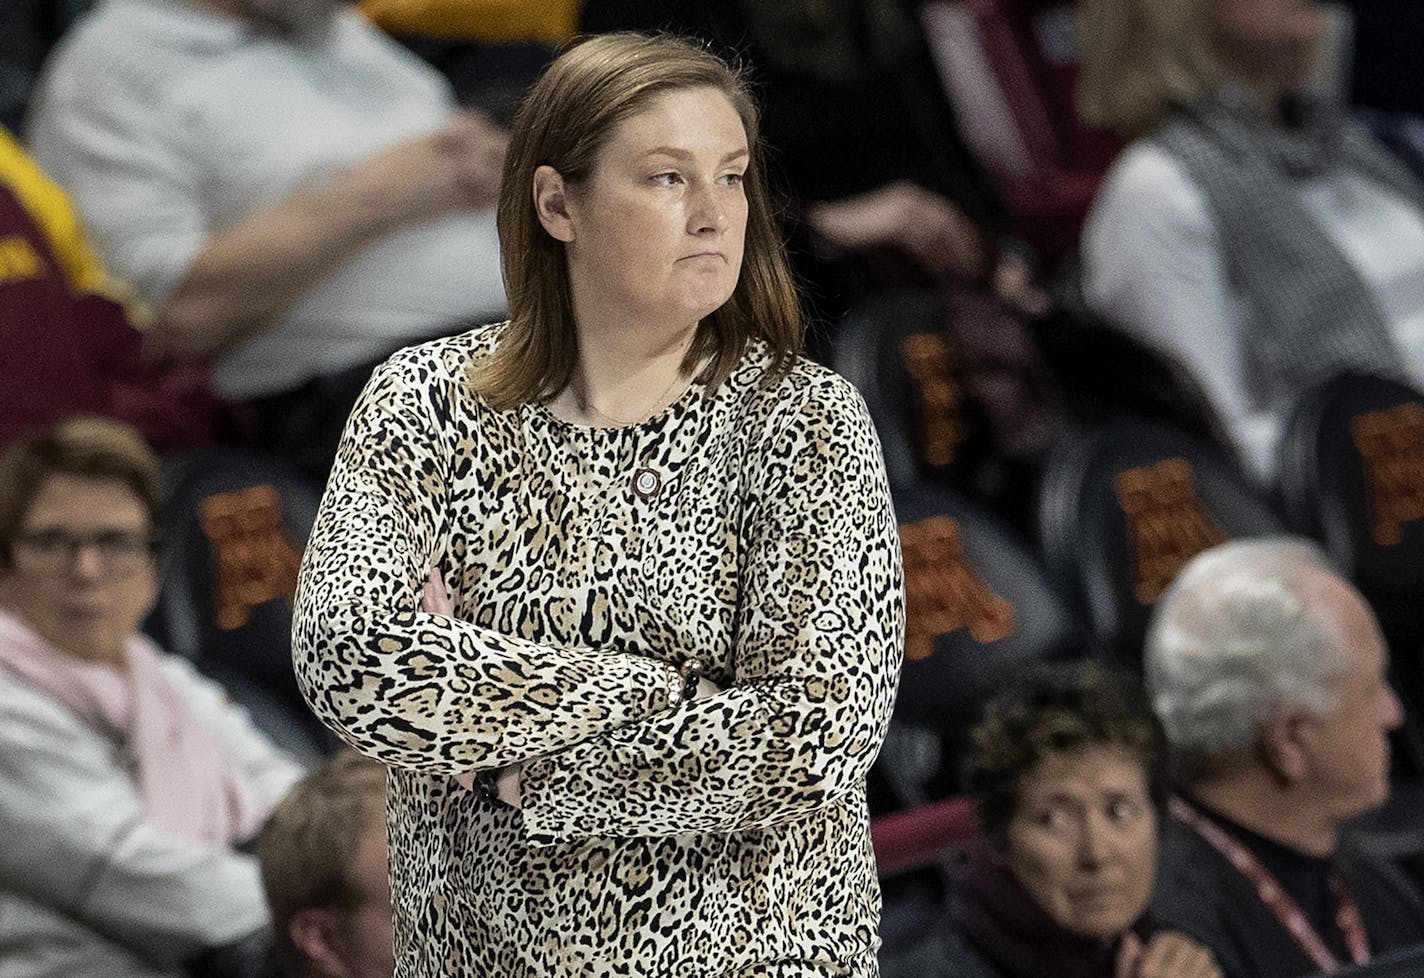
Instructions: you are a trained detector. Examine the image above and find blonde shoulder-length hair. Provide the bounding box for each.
[470,32,803,410]
[1077,0,1220,136]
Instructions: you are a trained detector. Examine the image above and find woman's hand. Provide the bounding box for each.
[493,765,522,808]
[422,569,503,796]
[991,251,1051,318]
[422,568,523,806]
[422,567,454,617]
[1116,931,1221,978]
[805,180,988,282]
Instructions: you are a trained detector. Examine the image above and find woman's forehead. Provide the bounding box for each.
[1018,745,1149,798]
[21,474,148,528]
[599,88,749,161]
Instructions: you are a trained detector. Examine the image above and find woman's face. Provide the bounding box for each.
[1206,0,1323,83]
[0,474,158,666]
[1004,745,1157,939]
[553,86,750,343]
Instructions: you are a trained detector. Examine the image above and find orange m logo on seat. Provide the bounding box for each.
[200,485,302,630]
[1115,458,1226,606]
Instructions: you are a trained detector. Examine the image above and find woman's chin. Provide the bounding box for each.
[1058,902,1142,942]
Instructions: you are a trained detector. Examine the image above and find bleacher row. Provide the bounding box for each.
[138,307,1424,859]
[852,332,1424,835]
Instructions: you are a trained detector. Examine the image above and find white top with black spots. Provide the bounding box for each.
[294,324,905,976]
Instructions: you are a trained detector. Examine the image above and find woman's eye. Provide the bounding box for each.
[1035,808,1070,830]
[722,172,745,186]
[1108,798,1141,822]
[651,172,682,186]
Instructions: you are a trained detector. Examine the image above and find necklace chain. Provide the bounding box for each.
[577,369,686,427]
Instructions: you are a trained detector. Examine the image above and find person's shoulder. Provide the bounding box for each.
[1338,837,1424,945]
[1151,816,1277,961]
[0,665,100,760]
[330,6,452,89]
[30,0,230,129]
[1089,139,1206,231]
[1153,816,1242,918]
[0,666,66,723]
[39,0,201,80]
[719,351,882,470]
[1082,136,1215,293]
[728,343,869,424]
[360,323,511,429]
[882,918,1003,978]
[375,321,505,382]
[1150,830,1258,978]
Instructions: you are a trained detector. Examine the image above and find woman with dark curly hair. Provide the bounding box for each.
[950,661,1220,978]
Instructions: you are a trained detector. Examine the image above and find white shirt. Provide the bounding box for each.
[27,0,507,398]
[0,653,302,978]
[1082,140,1424,482]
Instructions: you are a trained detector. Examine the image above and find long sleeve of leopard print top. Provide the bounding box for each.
[293,341,677,774]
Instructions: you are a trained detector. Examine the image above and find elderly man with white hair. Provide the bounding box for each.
[1144,537,1424,978]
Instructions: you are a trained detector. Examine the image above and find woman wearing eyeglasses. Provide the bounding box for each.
[0,416,303,978]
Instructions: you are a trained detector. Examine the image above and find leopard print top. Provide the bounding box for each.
[293,324,905,976]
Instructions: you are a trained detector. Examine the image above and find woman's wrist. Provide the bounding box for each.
[665,658,704,707]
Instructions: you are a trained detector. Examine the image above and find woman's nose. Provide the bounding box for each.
[688,184,727,234]
[1382,684,1405,730]
[68,542,107,580]
[1076,813,1114,867]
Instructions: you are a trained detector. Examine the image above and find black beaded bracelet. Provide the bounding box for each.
[677,658,703,703]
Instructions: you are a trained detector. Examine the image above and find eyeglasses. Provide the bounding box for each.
[10,528,160,576]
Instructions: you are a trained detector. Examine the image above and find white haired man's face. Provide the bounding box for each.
[1293,578,1401,821]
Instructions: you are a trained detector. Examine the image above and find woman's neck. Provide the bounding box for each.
[1211,31,1318,120]
[19,614,128,671]
[551,319,699,427]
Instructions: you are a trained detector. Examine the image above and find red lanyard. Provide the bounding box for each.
[1169,796,1370,973]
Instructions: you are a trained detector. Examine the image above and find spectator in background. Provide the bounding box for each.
[258,751,392,978]
[935,660,1220,978]
[1145,538,1424,978]
[26,0,509,480]
[0,416,303,978]
[580,0,1048,342]
[0,124,220,452]
[1078,0,1424,484]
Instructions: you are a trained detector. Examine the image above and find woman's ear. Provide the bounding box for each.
[289,907,349,978]
[533,165,575,243]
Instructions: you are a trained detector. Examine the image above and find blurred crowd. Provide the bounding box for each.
[3,0,1424,976]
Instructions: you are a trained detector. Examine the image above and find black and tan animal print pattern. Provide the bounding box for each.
[293,324,905,976]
